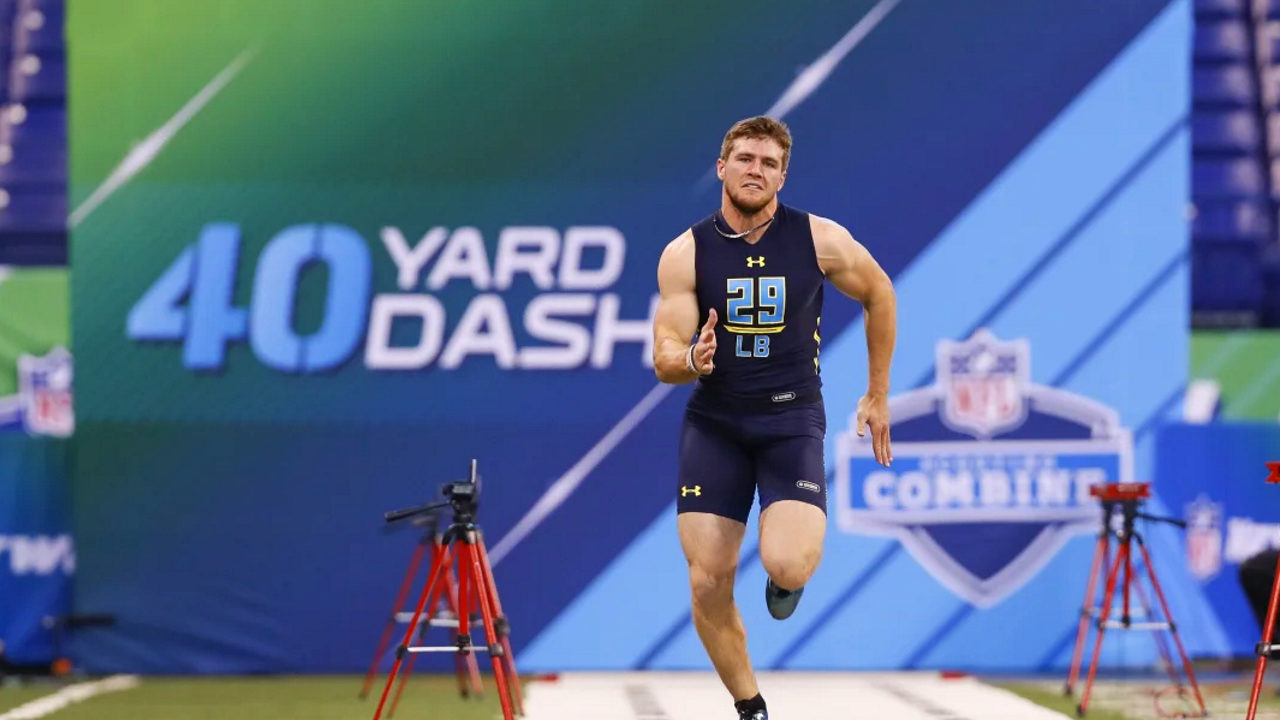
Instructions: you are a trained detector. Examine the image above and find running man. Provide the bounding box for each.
[652,116,897,720]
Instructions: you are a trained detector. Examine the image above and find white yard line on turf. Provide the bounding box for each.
[0,675,140,720]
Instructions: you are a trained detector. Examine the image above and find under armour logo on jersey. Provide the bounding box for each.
[681,485,702,497]
[746,256,765,268]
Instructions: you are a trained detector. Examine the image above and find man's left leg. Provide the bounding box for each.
[755,421,827,620]
[759,499,824,618]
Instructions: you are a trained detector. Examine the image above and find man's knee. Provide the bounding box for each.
[760,543,821,591]
[689,563,737,609]
[758,500,825,590]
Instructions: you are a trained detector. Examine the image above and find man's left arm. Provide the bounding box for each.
[812,216,897,466]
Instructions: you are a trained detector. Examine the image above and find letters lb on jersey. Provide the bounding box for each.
[18,347,74,437]
[835,329,1133,608]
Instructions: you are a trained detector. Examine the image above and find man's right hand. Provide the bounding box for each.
[692,309,718,375]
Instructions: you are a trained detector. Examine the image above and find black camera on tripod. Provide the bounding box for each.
[440,478,479,517]
[385,459,483,527]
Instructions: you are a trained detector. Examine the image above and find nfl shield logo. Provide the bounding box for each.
[1185,495,1223,581]
[937,329,1030,439]
[18,347,74,437]
[836,328,1132,608]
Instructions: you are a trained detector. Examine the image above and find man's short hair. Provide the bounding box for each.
[720,116,792,170]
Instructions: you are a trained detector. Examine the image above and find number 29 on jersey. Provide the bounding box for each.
[724,276,786,358]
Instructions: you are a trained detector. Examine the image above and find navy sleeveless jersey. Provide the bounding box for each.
[689,203,824,407]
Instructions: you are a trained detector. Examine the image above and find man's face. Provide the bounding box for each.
[717,136,787,214]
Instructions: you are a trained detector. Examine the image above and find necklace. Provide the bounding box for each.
[712,212,774,240]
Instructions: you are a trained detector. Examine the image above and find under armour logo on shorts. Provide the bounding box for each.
[681,485,702,497]
[746,256,765,268]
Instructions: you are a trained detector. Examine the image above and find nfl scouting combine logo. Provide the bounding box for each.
[836,329,1133,607]
[1184,495,1224,581]
[0,347,74,437]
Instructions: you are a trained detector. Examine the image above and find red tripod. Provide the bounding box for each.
[359,513,483,713]
[370,461,523,720]
[1065,482,1206,718]
[1245,461,1280,720]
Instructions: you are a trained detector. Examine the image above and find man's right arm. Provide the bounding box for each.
[652,232,712,384]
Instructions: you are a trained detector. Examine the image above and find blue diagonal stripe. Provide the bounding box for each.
[1051,253,1189,387]
[905,604,975,669]
[770,542,901,668]
[911,116,1189,391]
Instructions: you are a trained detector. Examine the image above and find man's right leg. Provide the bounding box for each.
[678,512,756,701]
[677,410,759,704]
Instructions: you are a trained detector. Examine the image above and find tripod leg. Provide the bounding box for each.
[361,537,430,699]
[389,549,449,719]
[1248,549,1280,720]
[460,535,516,720]
[388,651,417,719]
[441,561,466,698]
[1067,531,1109,696]
[1080,539,1127,717]
[372,541,450,720]
[1132,568,1181,693]
[443,559,484,699]
[477,531,523,715]
[1135,538,1207,717]
[1122,536,1133,627]
[388,621,429,719]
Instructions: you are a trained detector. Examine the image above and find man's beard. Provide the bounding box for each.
[726,185,772,215]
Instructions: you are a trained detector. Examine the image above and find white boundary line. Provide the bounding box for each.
[69,48,256,228]
[0,675,140,719]
[520,672,1072,719]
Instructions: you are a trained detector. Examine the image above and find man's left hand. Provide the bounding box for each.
[856,393,892,467]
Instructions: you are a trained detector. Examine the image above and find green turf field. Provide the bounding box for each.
[1191,330,1280,421]
[0,268,69,398]
[3,674,1278,719]
[0,675,508,720]
[996,683,1130,720]
[997,675,1280,719]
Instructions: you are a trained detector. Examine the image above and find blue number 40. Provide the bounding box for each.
[126,223,372,372]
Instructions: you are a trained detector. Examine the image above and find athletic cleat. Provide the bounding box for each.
[734,693,768,719]
[765,578,803,620]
